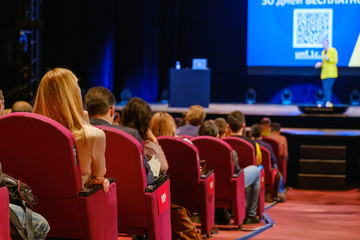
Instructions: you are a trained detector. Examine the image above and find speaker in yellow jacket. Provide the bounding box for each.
[315,39,338,107]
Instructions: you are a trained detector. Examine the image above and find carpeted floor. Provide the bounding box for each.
[118,188,360,240]
[256,188,360,240]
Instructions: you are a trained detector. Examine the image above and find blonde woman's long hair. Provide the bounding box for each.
[150,112,176,137]
[33,68,87,143]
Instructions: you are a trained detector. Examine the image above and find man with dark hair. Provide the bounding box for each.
[199,120,261,224]
[227,111,261,166]
[84,87,142,143]
[84,87,155,185]
[176,105,206,137]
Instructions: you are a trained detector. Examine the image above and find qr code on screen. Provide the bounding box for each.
[293,9,333,48]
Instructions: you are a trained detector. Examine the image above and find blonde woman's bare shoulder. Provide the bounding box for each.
[83,124,105,139]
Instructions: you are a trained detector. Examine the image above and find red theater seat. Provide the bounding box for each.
[222,137,256,168]
[0,113,118,240]
[260,146,277,200]
[97,126,171,240]
[0,186,10,240]
[222,137,265,217]
[192,136,246,226]
[157,136,215,236]
[262,136,287,184]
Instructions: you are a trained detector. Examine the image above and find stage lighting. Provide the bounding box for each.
[350,89,360,105]
[246,88,256,105]
[120,88,132,105]
[315,88,324,106]
[281,88,292,105]
[161,89,169,104]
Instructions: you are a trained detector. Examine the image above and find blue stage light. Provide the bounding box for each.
[246,88,256,105]
[281,88,292,105]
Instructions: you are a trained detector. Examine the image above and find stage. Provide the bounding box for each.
[116,102,360,188]
[140,103,360,130]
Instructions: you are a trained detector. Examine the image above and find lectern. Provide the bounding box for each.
[169,68,211,108]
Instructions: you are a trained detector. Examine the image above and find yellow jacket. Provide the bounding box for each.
[321,47,338,79]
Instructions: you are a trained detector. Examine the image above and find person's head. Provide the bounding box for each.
[260,117,271,129]
[250,123,262,139]
[185,105,206,126]
[198,120,219,138]
[121,97,152,140]
[11,101,33,113]
[322,39,329,50]
[214,117,227,138]
[271,122,281,133]
[113,110,121,125]
[227,111,245,133]
[33,68,86,141]
[0,89,4,117]
[150,112,176,137]
[84,86,116,123]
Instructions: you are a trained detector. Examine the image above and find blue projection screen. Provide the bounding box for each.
[247,0,360,75]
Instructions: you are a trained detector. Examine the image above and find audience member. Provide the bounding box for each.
[260,117,271,136]
[33,68,109,192]
[176,105,206,137]
[250,124,278,169]
[150,112,176,137]
[269,122,288,161]
[84,86,155,185]
[11,101,33,113]
[121,97,168,177]
[251,123,286,202]
[0,89,4,117]
[113,110,121,125]
[199,120,261,224]
[214,117,228,138]
[227,111,262,166]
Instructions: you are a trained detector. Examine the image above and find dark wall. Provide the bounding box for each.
[2,1,359,105]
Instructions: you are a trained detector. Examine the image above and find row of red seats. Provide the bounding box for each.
[0,112,280,239]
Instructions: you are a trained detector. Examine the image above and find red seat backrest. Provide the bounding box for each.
[260,145,272,175]
[192,136,233,188]
[0,187,10,240]
[0,112,82,198]
[96,126,148,227]
[222,137,256,168]
[157,136,200,204]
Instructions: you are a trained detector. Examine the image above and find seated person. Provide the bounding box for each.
[84,86,155,185]
[11,101,33,113]
[33,68,109,192]
[150,112,177,138]
[227,111,262,166]
[0,89,4,117]
[260,117,272,136]
[269,122,288,162]
[250,124,286,202]
[121,98,168,177]
[214,117,228,138]
[1,162,50,240]
[198,120,261,224]
[176,105,206,137]
[250,124,278,170]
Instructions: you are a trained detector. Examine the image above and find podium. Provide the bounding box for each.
[169,68,211,108]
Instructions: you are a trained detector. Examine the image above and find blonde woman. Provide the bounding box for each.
[150,112,176,137]
[33,68,109,192]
